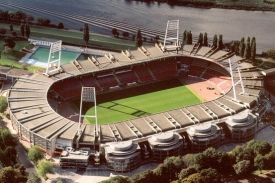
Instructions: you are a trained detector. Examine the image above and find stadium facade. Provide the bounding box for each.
[7,42,272,172]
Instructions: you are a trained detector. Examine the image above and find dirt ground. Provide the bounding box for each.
[184,76,227,101]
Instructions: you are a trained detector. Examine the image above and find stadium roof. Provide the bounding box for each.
[7,44,263,147]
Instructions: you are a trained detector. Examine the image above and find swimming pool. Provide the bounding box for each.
[25,47,81,67]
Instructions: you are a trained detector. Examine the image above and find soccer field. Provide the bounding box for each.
[84,79,203,124]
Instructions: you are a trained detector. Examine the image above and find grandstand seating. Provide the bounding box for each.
[132,65,154,83]
[96,73,119,88]
[50,77,82,100]
[80,75,101,92]
[116,70,138,84]
[147,59,177,80]
[191,58,209,67]
[188,65,206,77]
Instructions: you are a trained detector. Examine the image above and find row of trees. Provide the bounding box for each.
[183,30,257,61]
[183,30,224,50]
[110,28,160,44]
[101,140,275,183]
[0,9,65,29]
[0,126,28,183]
[27,145,53,179]
[231,37,257,60]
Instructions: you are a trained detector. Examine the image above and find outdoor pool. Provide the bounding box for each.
[25,47,81,68]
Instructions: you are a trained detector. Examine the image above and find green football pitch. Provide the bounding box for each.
[83,79,203,124]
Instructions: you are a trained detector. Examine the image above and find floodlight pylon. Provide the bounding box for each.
[229,55,245,101]
[162,20,179,51]
[78,87,98,136]
[45,40,62,76]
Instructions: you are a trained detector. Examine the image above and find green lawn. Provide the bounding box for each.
[84,83,202,124]
[0,23,153,51]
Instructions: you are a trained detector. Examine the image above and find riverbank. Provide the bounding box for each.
[144,0,275,12]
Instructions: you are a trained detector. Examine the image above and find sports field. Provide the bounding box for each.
[83,78,203,124]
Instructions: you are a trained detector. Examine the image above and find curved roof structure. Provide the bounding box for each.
[8,44,263,155]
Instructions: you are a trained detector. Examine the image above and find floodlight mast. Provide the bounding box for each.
[78,87,98,137]
[45,40,62,76]
[162,20,179,51]
[229,55,245,101]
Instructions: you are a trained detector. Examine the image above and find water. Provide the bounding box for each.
[25,47,80,67]
[1,0,274,53]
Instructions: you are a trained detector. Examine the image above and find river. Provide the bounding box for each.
[0,0,274,53]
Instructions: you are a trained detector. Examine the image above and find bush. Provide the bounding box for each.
[37,160,53,179]
[0,96,8,113]
[27,173,41,183]
[27,145,44,165]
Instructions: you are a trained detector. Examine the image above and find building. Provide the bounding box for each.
[186,122,222,152]
[225,109,257,143]
[59,148,90,169]
[148,131,183,162]
[104,140,141,172]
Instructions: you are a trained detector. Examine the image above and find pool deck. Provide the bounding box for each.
[19,45,116,66]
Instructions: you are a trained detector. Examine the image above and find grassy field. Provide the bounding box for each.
[83,79,202,124]
[0,23,153,51]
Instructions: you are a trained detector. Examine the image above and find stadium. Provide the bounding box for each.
[7,26,275,172]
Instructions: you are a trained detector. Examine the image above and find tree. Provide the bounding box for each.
[9,24,13,32]
[155,35,160,43]
[4,146,17,165]
[254,154,266,173]
[135,29,142,47]
[26,14,34,22]
[265,150,275,169]
[0,96,8,113]
[185,173,204,183]
[3,37,16,53]
[15,10,26,21]
[122,31,129,38]
[178,167,197,180]
[37,17,50,26]
[272,143,275,151]
[218,34,223,50]
[247,140,271,156]
[27,145,44,165]
[197,33,203,45]
[83,23,90,44]
[20,24,25,37]
[212,34,217,48]
[0,28,6,35]
[101,175,130,183]
[0,128,16,149]
[58,22,64,29]
[233,160,253,176]
[37,160,53,178]
[12,31,17,37]
[0,166,17,183]
[130,169,156,183]
[25,23,31,38]
[182,30,187,44]
[187,31,192,44]
[244,37,251,59]
[44,19,51,26]
[200,168,220,183]
[251,37,256,62]
[111,28,119,37]
[239,37,245,57]
[27,173,41,183]
[203,32,208,46]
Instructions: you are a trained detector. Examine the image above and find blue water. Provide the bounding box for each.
[25,47,80,67]
[1,0,275,52]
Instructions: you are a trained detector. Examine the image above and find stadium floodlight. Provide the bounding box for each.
[44,40,62,76]
[229,55,245,101]
[78,87,98,137]
[162,20,179,52]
